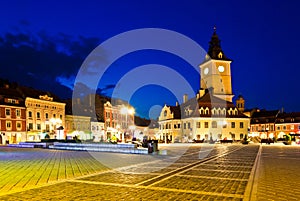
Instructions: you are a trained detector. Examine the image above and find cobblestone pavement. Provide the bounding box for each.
[252,145,300,201]
[0,144,299,200]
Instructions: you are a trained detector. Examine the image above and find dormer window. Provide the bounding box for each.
[164,110,167,117]
[218,52,223,58]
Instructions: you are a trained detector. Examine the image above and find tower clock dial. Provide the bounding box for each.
[218,65,224,72]
[204,68,209,75]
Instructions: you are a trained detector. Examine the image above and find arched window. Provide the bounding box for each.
[164,110,167,117]
[218,52,223,58]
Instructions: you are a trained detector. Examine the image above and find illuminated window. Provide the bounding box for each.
[37,124,41,130]
[197,122,201,128]
[218,52,223,58]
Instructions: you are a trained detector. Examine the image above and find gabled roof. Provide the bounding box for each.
[169,105,181,119]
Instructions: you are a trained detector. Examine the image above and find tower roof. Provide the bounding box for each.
[207,27,231,61]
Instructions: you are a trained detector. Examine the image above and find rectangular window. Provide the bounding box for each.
[178,124,181,129]
[45,113,49,119]
[28,123,33,130]
[240,122,244,128]
[5,108,10,116]
[231,122,235,128]
[204,122,209,128]
[16,122,21,129]
[223,123,227,128]
[60,114,62,119]
[28,111,32,118]
[184,123,186,129]
[196,122,201,128]
[16,109,21,117]
[37,112,40,119]
[212,121,217,128]
[6,121,11,129]
[37,124,41,130]
[46,124,50,132]
[188,122,191,129]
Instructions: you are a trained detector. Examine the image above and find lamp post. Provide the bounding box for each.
[120,106,135,143]
[50,118,63,139]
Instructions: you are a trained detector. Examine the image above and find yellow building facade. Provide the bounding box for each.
[158,29,249,142]
[25,95,65,141]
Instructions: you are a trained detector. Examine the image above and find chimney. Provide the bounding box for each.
[183,94,188,103]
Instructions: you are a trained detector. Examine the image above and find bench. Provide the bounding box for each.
[220,140,233,144]
[260,139,274,144]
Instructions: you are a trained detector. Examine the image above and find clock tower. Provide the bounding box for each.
[199,28,234,102]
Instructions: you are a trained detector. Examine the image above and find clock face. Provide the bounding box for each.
[218,65,225,72]
[204,68,209,75]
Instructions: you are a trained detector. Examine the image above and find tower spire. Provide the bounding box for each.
[207,28,231,61]
[213,26,217,34]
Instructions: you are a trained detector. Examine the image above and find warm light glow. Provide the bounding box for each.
[120,106,135,115]
[129,125,136,130]
[50,118,62,124]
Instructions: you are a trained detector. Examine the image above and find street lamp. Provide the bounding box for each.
[266,127,269,139]
[120,106,135,143]
[129,125,136,140]
[50,118,63,139]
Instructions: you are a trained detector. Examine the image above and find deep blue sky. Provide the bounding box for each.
[0,0,300,118]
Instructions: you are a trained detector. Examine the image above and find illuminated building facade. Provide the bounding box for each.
[0,85,26,144]
[25,95,65,141]
[104,101,135,141]
[158,29,249,142]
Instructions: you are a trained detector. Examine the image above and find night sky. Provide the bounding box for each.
[0,0,300,119]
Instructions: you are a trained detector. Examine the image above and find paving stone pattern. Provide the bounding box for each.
[1,144,299,200]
